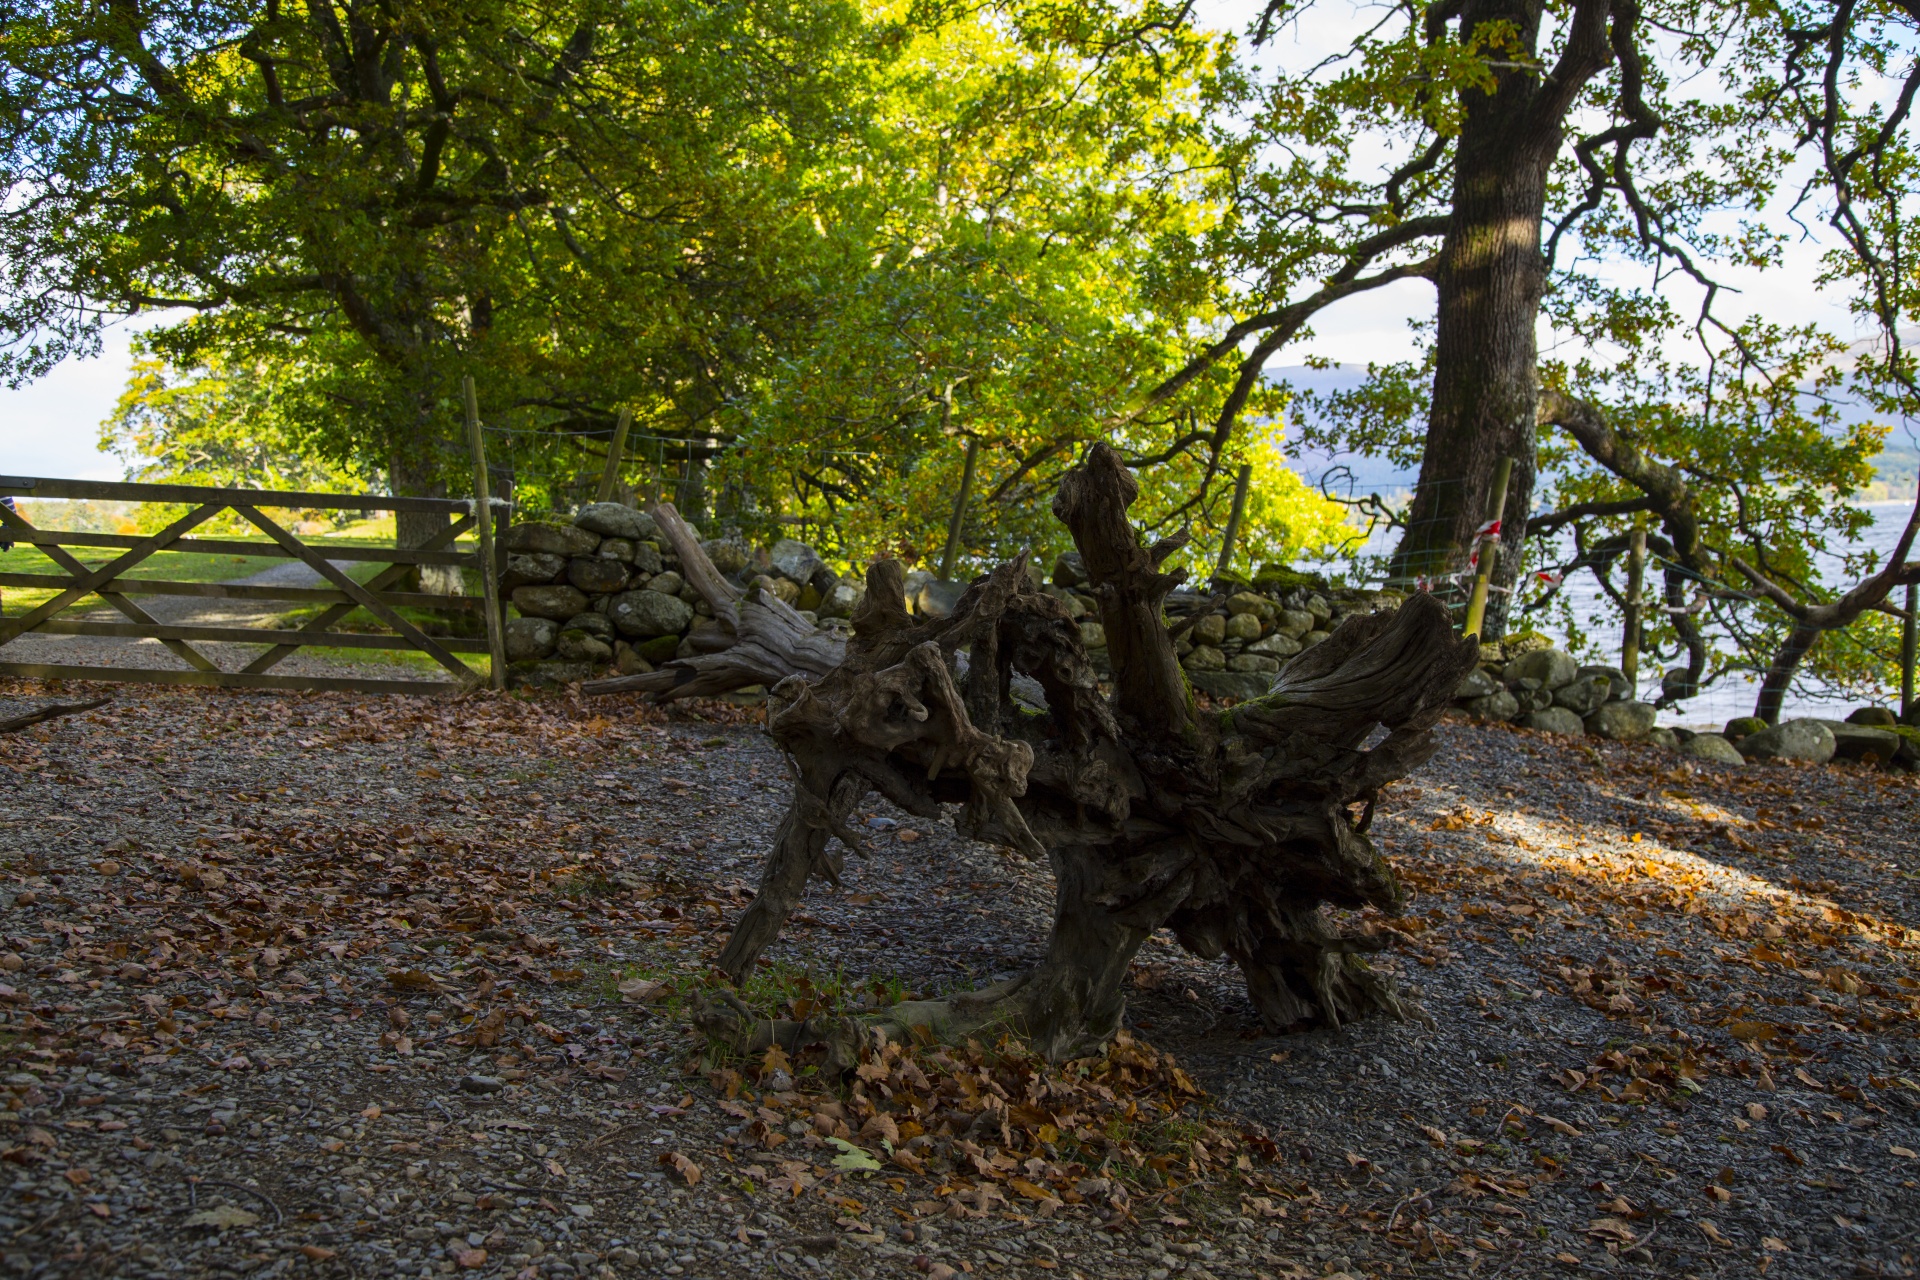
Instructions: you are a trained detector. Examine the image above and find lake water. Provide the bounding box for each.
[1303,501,1917,729]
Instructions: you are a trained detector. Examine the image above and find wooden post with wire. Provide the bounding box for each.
[1902,581,1917,724]
[595,408,633,505]
[1622,525,1647,693]
[1213,463,1253,584]
[1461,457,1513,640]
[463,375,507,691]
[938,435,980,582]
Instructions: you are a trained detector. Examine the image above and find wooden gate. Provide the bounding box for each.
[0,476,506,696]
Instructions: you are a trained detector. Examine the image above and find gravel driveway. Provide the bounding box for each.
[0,682,1913,1279]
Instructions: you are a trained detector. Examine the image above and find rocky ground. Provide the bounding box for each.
[0,679,1915,1280]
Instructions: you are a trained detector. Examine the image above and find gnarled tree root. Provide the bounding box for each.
[701,444,1476,1061]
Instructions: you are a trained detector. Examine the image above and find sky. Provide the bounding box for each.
[0,0,1888,484]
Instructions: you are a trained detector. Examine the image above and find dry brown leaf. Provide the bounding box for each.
[659,1150,702,1186]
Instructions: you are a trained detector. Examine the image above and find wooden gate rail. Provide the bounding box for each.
[0,475,506,696]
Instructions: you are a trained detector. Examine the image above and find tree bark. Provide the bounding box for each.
[700,444,1478,1062]
[1389,0,1614,638]
[391,446,462,596]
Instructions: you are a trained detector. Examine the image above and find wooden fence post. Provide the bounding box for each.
[1622,525,1646,692]
[464,375,507,691]
[938,435,980,581]
[1214,463,1253,584]
[595,408,633,505]
[1461,457,1513,640]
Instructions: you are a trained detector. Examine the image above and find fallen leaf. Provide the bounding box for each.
[659,1151,702,1185]
[1891,1145,1918,1159]
[827,1137,881,1174]
[1727,1020,1776,1043]
[1698,1219,1733,1247]
[385,968,439,992]
[453,1247,487,1269]
[299,1246,338,1261]
[183,1205,259,1230]
[1010,1178,1061,1204]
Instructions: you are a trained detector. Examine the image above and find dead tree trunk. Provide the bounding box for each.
[701,445,1477,1061]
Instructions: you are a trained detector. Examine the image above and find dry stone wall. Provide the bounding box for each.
[1449,633,1919,771]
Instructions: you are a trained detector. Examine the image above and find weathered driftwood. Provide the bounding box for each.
[693,445,1477,1061]
[581,501,846,701]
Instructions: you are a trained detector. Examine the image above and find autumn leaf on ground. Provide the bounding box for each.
[659,1151,702,1185]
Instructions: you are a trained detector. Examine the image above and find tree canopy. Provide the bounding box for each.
[13,0,1920,713]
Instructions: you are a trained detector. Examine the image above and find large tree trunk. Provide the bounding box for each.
[1389,0,1610,639]
[697,445,1477,1061]
[391,447,463,596]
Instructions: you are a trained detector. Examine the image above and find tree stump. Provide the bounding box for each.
[694,445,1479,1059]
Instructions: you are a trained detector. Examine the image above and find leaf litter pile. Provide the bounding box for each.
[0,680,1916,1280]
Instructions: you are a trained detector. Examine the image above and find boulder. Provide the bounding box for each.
[555,627,614,664]
[1455,667,1500,699]
[915,579,966,619]
[1723,716,1768,743]
[501,552,567,591]
[612,643,653,676]
[504,521,600,557]
[561,612,614,641]
[1522,706,1585,736]
[1551,674,1612,716]
[1579,665,1631,701]
[1248,633,1302,658]
[1846,706,1898,728]
[1191,614,1227,647]
[1736,719,1835,764]
[644,570,685,596]
[1682,733,1745,765]
[702,538,750,577]
[1226,592,1274,622]
[752,574,800,605]
[1053,552,1087,588]
[1078,622,1107,650]
[1187,671,1272,702]
[510,659,595,688]
[566,556,629,595]
[596,537,636,563]
[1301,629,1330,649]
[631,542,664,575]
[504,616,558,662]
[1647,727,1679,751]
[607,589,693,638]
[1503,630,1555,657]
[1183,645,1226,672]
[1224,612,1263,641]
[635,633,682,663]
[1506,647,1578,690]
[1303,595,1332,624]
[572,503,656,541]
[1822,721,1902,766]
[1464,689,1520,721]
[769,539,824,585]
[510,584,589,621]
[1228,652,1281,674]
[1584,700,1657,742]
[1274,609,1315,638]
[817,581,864,619]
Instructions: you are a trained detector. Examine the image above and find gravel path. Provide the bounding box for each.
[0,680,1914,1280]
